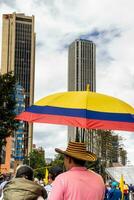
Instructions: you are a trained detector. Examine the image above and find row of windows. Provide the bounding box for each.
[15,155,24,159]
[16,97,25,101]
[16,35,32,42]
[17,40,31,45]
[15,75,30,94]
[16,17,32,23]
[16,24,32,31]
[16,33,32,39]
[16,32,32,41]
[15,66,31,76]
[16,28,32,35]
[15,56,31,64]
[15,60,31,67]
[16,22,32,30]
[15,41,31,50]
[16,31,32,37]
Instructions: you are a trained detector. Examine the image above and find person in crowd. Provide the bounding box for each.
[45,166,63,199]
[0,175,4,185]
[0,174,5,197]
[0,175,5,199]
[124,182,129,200]
[48,141,105,200]
[0,173,12,200]
[129,184,134,200]
[39,179,45,187]
[107,181,122,200]
[3,164,47,200]
[34,177,40,184]
[104,183,111,200]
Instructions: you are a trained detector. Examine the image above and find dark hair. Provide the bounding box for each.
[49,166,63,181]
[15,165,34,181]
[71,157,86,166]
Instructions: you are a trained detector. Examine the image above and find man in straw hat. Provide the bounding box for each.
[48,141,105,200]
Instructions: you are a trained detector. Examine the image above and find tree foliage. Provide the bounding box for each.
[51,153,64,170]
[24,149,46,180]
[0,72,18,164]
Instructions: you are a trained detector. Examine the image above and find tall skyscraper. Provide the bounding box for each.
[1,13,35,158]
[68,39,96,143]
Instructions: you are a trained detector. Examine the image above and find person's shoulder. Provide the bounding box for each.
[88,169,102,178]
[117,188,122,193]
[88,170,105,185]
[45,184,52,190]
[52,171,68,184]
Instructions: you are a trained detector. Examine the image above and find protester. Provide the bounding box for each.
[48,141,105,200]
[129,184,134,200]
[0,173,12,200]
[45,166,63,199]
[124,182,129,200]
[0,174,4,185]
[104,183,111,200]
[107,181,122,200]
[0,174,5,199]
[3,164,47,200]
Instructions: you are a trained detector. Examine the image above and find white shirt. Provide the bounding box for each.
[44,184,52,199]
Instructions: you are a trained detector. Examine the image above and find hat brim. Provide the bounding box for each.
[55,148,97,162]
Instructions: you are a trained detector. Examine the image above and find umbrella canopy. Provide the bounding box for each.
[16,91,134,131]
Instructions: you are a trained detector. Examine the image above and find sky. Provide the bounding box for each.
[0,0,134,164]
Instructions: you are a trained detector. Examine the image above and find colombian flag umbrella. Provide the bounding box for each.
[16,91,134,131]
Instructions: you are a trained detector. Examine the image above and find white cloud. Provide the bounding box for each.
[0,0,134,164]
[33,123,67,158]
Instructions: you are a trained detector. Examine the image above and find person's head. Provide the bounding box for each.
[15,165,34,181]
[48,166,63,184]
[111,182,118,188]
[64,155,86,170]
[55,141,97,170]
[0,174,4,183]
[34,177,39,184]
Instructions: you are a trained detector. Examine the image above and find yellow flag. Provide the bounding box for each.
[44,167,49,185]
[119,174,124,200]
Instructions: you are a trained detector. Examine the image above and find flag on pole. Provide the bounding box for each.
[119,174,124,200]
[44,167,49,185]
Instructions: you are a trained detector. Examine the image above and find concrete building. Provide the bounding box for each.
[1,13,35,160]
[68,39,96,143]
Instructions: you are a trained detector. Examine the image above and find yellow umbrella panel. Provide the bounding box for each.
[16,91,134,131]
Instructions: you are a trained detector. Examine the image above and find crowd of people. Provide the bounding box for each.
[104,181,134,200]
[0,141,133,200]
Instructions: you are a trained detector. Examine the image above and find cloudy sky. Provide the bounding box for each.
[0,0,134,164]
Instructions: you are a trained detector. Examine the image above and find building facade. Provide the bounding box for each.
[1,13,35,162]
[14,84,25,168]
[68,39,96,143]
[0,137,13,173]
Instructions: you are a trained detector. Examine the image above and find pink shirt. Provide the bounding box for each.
[48,167,105,200]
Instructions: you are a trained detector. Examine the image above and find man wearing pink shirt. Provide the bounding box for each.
[48,141,105,200]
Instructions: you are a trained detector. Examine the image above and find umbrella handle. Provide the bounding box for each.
[86,84,90,91]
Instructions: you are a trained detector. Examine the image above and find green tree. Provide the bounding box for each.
[51,153,64,170]
[24,149,46,180]
[0,72,18,165]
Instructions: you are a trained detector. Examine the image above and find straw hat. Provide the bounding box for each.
[55,142,97,161]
